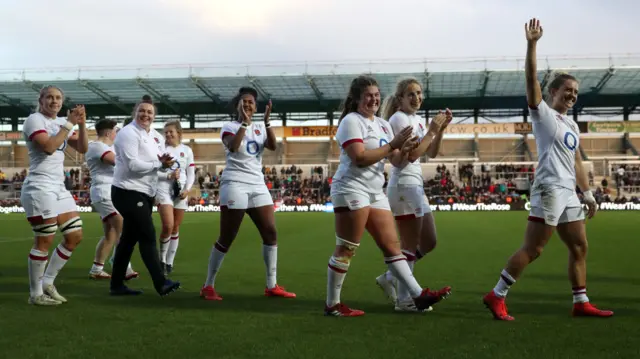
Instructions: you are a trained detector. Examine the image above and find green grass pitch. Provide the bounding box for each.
[0,212,638,359]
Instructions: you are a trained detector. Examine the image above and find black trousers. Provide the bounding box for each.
[111,185,166,291]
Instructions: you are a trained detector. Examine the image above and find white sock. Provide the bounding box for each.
[572,286,589,304]
[385,255,422,298]
[262,244,277,289]
[493,269,515,298]
[28,249,48,297]
[204,241,227,287]
[91,261,104,273]
[159,236,171,263]
[396,250,417,302]
[326,255,350,307]
[166,233,179,266]
[43,244,72,287]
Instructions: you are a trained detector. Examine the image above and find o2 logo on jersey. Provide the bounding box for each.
[379,138,389,148]
[56,140,67,152]
[246,140,261,156]
[563,132,577,151]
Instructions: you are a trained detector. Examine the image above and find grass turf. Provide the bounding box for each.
[0,211,638,359]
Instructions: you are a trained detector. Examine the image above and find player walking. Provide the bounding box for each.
[200,87,296,301]
[157,120,196,274]
[22,85,88,305]
[324,75,450,317]
[482,18,614,320]
[85,119,139,280]
[376,78,453,312]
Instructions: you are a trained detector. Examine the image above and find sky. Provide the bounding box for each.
[1,0,640,73]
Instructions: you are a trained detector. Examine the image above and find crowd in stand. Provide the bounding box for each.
[1,163,639,208]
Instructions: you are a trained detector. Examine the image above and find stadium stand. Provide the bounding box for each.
[1,56,639,210]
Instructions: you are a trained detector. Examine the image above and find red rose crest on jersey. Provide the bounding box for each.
[180,152,184,157]
[419,123,425,131]
[381,126,388,134]
[154,137,159,143]
[254,129,261,135]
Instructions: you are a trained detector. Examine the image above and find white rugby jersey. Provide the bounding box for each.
[86,141,115,201]
[530,101,580,190]
[22,112,75,185]
[220,121,268,186]
[331,112,394,195]
[157,143,195,192]
[387,111,426,187]
[151,127,166,153]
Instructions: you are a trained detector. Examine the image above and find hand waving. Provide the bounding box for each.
[525,18,543,42]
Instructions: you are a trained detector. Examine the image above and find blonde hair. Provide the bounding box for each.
[164,120,183,140]
[35,85,65,114]
[379,78,421,120]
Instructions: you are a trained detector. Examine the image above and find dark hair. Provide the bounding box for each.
[547,72,578,99]
[95,119,118,136]
[339,75,380,121]
[126,94,156,126]
[230,87,258,116]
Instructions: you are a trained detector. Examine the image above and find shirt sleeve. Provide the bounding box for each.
[388,112,411,136]
[221,122,239,139]
[115,128,161,175]
[23,114,47,141]
[528,100,557,128]
[185,147,196,191]
[335,114,363,149]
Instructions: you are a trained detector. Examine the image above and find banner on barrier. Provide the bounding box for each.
[587,121,640,133]
[2,202,639,214]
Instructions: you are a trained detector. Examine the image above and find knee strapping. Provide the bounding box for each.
[336,236,360,251]
[32,223,58,237]
[60,217,83,235]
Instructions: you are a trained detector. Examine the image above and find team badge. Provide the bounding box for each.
[180,152,184,157]
[381,126,388,134]
[419,123,424,130]
[154,137,159,143]
[255,129,261,135]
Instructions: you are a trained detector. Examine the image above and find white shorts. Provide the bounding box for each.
[386,185,431,219]
[529,184,585,226]
[92,200,119,221]
[331,191,390,212]
[20,182,77,220]
[156,189,188,210]
[220,181,273,210]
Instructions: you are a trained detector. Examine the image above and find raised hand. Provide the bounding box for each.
[428,111,448,134]
[401,136,420,154]
[525,18,543,42]
[238,101,252,125]
[67,105,86,125]
[442,108,453,131]
[158,153,175,169]
[389,126,414,150]
[264,99,273,125]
